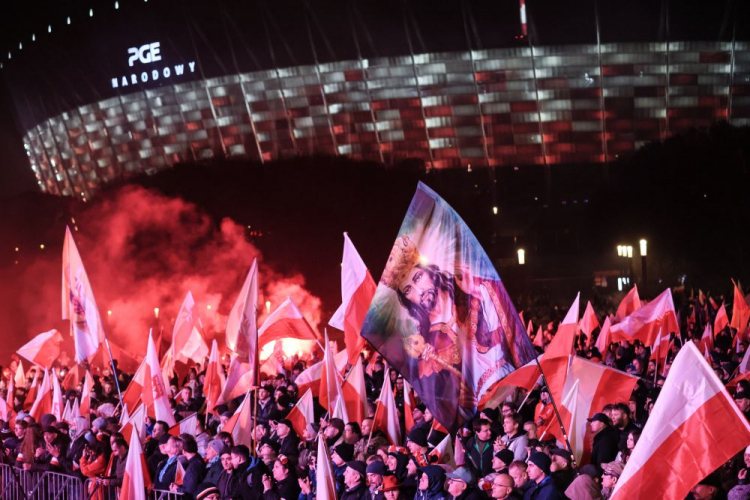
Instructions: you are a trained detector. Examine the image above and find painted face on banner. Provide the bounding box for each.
[400,267,438,312]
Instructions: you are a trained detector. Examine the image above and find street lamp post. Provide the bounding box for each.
[639,239,648,298]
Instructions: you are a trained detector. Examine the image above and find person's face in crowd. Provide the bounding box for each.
[476,423,492,442]
[344,424,358,443]
[44,431,56,444]
[180,388,191,401]
[423,408,433,423]
[259,388,269,400]
[14,424,24,439]
[396,378,404,392]
[260,444,276,462]
[331,451,345,467]
[523,422,537,440]
[501,405,514,417]
[418,472,429,490]
[272,460,288,481]
[589,420,605,434]
[400,266,438,312]
[274,389,284,400]
[221,453,233,472]
[492,456,505,471]
[611,408,626,426]
[745,450,750,468]
[324,426,339,439]
[367,472,383,488]
[447,478,467,497]
[385,491,400,500]
[628,400,637,416]
[113,444,127,458]
[406,458,417,477]
[343,467,362,488]
[502,417,517,437]
[412,408,424,422]
[527,462,544,483]
[647,401,655,415]
[509,466,527,488]
[406,440,421,454]
[302,428,316,441]
[627,432,636,450]
[276,423,290,439]
[360,419,373,437]
[386,455,398,471]
[152,422,167,440]
[552,455,568,471]
[159,442,169,455]
[491,476,514,500]
[602,472,617,490]
[206,445,218,461]
[691,485,717,500]
[230,452,245,469]
[735,396,750,413]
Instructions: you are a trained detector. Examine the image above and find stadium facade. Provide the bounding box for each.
[4,1,750,198]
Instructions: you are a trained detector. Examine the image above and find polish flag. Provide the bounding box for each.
[315,431,337,500]
[174,460,185,486]
[120,426,152,500]
[14,361,25,390]
[478,355,542,410]
[0,388,10,421]
[331,385,350,423]
[614,285,642,322]
[29,370,52,421]
[341,356,368,424]
[730,282,750,334]
[294,350,348,398]
[22,370,40,411]
[287,388,315,439]
[79,370,95,416]
[540,294,580,415]
[594,316,612,356]
[403,378,417,433]
[203,340,222,415]
[579,302,600,337]
[319,332,343,411]
[454,433,466,467]
[610,342,750,500]
[527,319,534,335]
[726,345,750,389]
[51,369,64,421]
[698,323,713,354]
[168,413,198,437]
[223,390,253,447]
[533,326,544,348]
[329,234,377,365]
[142,332,175,426]
[3,375,14,421]
[17,330,64,369]
[649,329,672,364]
[216,357,253,405]
[171,292,203,365]
[260,341,286,378]
[226,260,259,363]
[62,227,103,363]
[122,359,145,416]
[372,369,401,445]
[120,403,148,446]
[62,365,80,391]
[70,398,81,421]
[61,400,72,423]
[429,433,456,467]
[714,303,729,335]
[180,327,209,365]
[556,357,639,464]
[610,289,679,346]
[258,297,319,349]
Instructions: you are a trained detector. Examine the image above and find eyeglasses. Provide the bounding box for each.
[603,472,615,477]
[493,483,513,488]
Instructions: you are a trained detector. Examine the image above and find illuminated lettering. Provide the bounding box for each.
[175,64,184,76]
[163,67,170,78]
[189,61,196,72]
[151,69,159,80]
[127,42,162,67]
[111,39,195,88]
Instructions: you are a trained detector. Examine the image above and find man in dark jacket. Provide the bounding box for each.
[204,439,227,485]
[446,466,485,500]
[147,434,170,481]
[465,418,495,478]
[509,461,535,499]
[523,452,566,500]
[340,460,370,500]
[549,448,576,492]
[587,413,620,467]
[171,435,206,497]
[272,419,300,464]
[256,386,281,426]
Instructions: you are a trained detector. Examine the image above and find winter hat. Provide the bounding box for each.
[494,449,515,467]
[346,460,367,478]
[528,452,552,476]
[208,439,227,456]
[195,483,219,500]
[333,442,355,462]
[407,427,429,448]
[92,417,107,431]
[366,461,387,476]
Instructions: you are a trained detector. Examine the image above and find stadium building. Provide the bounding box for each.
[4,0,750,198]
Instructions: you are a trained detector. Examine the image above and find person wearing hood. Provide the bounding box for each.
[386,447,411,483]
[416,464,449,500]
[446,467,484,500]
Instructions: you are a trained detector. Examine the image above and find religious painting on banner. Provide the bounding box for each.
[361,183,536,432]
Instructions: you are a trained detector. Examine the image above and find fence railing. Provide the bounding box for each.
[0,465,184,500]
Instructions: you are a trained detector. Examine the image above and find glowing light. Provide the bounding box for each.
[32,34,36,42]
[107,310,112,316]
[154,307,160,318]
[617,277,623,291]
[207,304,212,310]
[617,245,624,257]
[89,8,94,17]
[418,254,430,266]
[14,247,19,252]
[626,245,633,259]
[639,239,647,257]
[517,248,526,265]
[115,1,119,9]
[260,339,316,361]
[18,43,22,50]
[492,206,498,215]
[48,25,52,33]
[67,16,71,25]
[39,244,45,250]
[265,300,271,313]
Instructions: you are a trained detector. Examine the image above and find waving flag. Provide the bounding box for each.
[594,316,612,356]
[29,370,51,421]
[258,297,319,349]
[614,286,642,322]
[143,332,175,426]
[698,323,713,354]
[217,358,254,405]
[319,331,343,411]
[120,426,151,500]
[316,430,337,500]
[226,260,259,362]
[341,356,368,424]
[610,289,679,346]
[361,183,536,431]
[579,301,600,337]
[731,282,750,334]
[223,390,253,447]
[372,369,402,445]
[171,292,203,364]
[714,303,729,335]
[478,355,542,410]
[51,369,64,421]
[287,388,315,439]
[330,233,377,365]
[62,227,103,363]
[17,330,64,369]
[203,340,222,414]
[294,350,348,398]
[611,342,750,500]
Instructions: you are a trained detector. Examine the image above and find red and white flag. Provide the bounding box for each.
[258,297,319,349]
[649,329,671,364]
[3,375,14,421]
[171,292,203,365]
[29,369,52,421]
[372,369,401,445]
[17,330,64,369]
[14,361,25,389]
[454,433,466,467]
[226,260,259,363]
[168,413,198,437]
[62,227,103,363]
[527,319,534,335]
[429,433,456,467]
[223,390,253,447]
[62,365,80,391]
[579,301,600,337]
[142,332,175,426]
[557,357,639,464]
[121,359,146,416]
[120,403,147,446]
[51,369,64,421]
[315,430,337,500]
[611,342,750,500]
[533,326,544,348]
[730,282,750,334]
[341,356,368,424]
[119,426,152,500]
[174,460,185,486]
[319,332,343,411]
[540,294,580,417]
[203,340,222,415]
[329,233,377,365]
[22,370,40,411]
[610,289,679,347]
[478,355,542,410]
[259,341,286,378]
[180,327,209,365]
[697,323,713,354]
[294,350,348,398]
[594,316,612,356]
[614,285,642,322]
[0,388,10,421]
[216,357,253,406]
[714,303,729,335]
[287,388,315,439]
[403,378,417,433]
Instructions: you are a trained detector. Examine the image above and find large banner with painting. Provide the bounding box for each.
[362,182,536,431]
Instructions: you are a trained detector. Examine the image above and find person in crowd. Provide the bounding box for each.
[564,464,602,500]
[466,418,495,477]
[216,451,237,499]
[257,385,280,425]
[416,464,449,500]
[600,461,624,500]
[509,460,535,498]
[610,403,638,451]
[446,466,484,500]
[366,460,387,499]
[587,413,620,468]
[549,448,576,492]
[523,422,538,441]
[338,460,370,500]
[381,475,403,500]
[332,442,357,496]
[170,434,206,497]
[325,418,346,448]
[261,455,300,500]
[144,420,169,459]
[615,430,639,464]
[204,439,227,484]
[493,449,516,475]
[500,413,529,462]
[524,452,566,500]
[272,418,299,463]
[154,435,183,490]
[406,427,431,462]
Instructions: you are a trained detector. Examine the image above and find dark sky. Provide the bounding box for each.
[0,0,744,199]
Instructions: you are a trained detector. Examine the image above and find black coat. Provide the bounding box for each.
[263,475,301,500]
[204,458,224,485]
[465,437,494,478]
[340,482,372,500]
[522,476,567,500]
[154,456,180,490]
[591,426,620,467]
[178,453,206,497]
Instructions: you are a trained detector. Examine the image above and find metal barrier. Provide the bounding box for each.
[0,464,85,499]
[84,478,119,500]
[152,490,184,500]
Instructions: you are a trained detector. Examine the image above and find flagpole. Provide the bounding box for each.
[532,357,578,471]
[102,330,125,410]
[366,368,387,451]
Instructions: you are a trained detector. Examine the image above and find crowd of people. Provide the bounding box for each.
[1,298,749,500]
